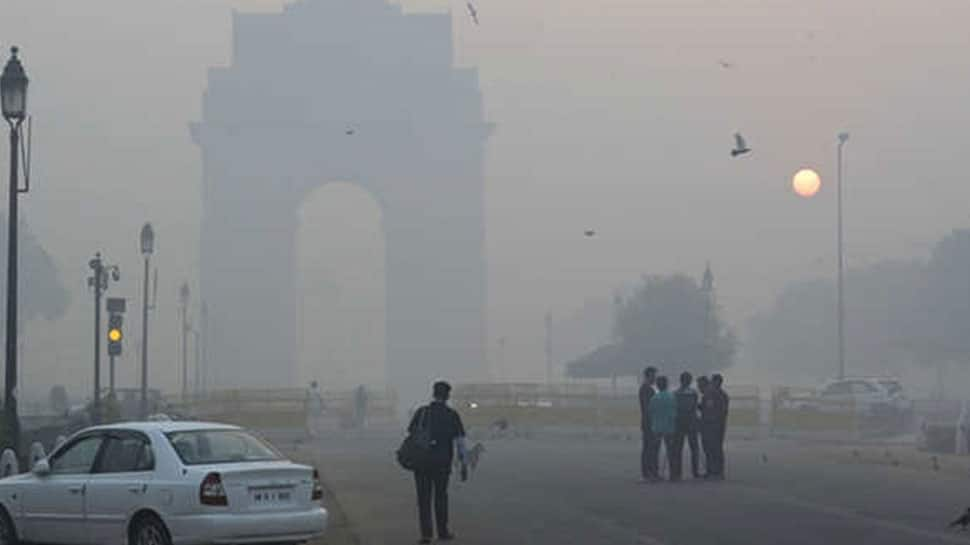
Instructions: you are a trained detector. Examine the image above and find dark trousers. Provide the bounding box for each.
[641,430,659,479]
[663,432,683,480]
[414,467,451,538]
[702,424,726,476]
[672,429,701,478]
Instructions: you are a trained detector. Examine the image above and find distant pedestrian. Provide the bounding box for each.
[701,374,730,479]
[304,380,325,439]
[673,371,702,479]
[354,385,369,429]
[648,376,676,481]
[638,366,658,482]
[408,381,468,543]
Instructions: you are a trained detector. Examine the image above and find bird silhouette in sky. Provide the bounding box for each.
[949,508,970,530]
[466,2,479,25]
[731,132,751,157]
[345,127,355,136]
[718,59,734,69]
[584,230,596,237]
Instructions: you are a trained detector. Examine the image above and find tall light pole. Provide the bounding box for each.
[836,132,849,380]
[179,282,190,399]
[139,223,155,418]
[1,47,28,452]
[88,253,119,425]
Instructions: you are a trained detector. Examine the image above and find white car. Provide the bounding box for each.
[816,377,912,415]
[0,421,328,545]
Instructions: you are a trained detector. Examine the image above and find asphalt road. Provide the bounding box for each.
[284,430,970,545]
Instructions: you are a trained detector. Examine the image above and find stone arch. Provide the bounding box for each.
[191,0,490,404]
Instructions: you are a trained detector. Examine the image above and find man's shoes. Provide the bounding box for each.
[418,539,431,544]
[439,532,456,541]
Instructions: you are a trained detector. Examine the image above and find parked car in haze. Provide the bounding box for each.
[0,421,327,545]
[816,377,913,416]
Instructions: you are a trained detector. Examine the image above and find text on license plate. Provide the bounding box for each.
[251,490,292,503]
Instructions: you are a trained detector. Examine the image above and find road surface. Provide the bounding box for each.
[285,430,970,545]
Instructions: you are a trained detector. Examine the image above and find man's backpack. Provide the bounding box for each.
[396,406,433,471]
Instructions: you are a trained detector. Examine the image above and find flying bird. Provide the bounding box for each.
[718,59,734,69]
[584,230,596,237]
[731,132,751,157]
[345,127,355,136]
[466,2,479,24]
[949,508,970,530]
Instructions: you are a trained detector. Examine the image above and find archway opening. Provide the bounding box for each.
[296,182,386,391]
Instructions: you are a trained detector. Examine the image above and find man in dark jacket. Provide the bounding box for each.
[673,371,701,480]
[408,381,467,543]
[638,366,658,481]
[701,374,730,479]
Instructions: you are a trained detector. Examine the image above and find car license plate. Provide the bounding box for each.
[251,489,292,504]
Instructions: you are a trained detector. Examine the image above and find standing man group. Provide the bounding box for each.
[638,366,730,481]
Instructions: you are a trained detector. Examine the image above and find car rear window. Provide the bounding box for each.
[166,429,283,465]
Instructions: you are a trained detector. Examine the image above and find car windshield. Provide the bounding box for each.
[878,381,903,396]
[166,429,283,465]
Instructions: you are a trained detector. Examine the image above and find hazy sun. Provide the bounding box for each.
[792,169,821,198]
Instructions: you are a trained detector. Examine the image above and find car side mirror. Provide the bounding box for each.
[31,460,50,477]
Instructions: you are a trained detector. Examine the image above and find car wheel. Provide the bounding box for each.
[131,516,171,545]
[0,510,18,545]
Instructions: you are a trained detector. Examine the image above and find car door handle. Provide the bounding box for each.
[128,485,146,494]
[68,485,85,495]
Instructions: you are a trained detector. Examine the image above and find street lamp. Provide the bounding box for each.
[179,282,190,400]
[836,132,849,380]
[139,223,154,418]
[1,46,28,452]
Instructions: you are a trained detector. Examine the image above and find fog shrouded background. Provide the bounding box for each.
[2,0,970,402]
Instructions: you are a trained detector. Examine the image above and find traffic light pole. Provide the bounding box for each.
[109,354,115,395]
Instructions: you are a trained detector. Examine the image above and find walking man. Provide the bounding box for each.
[638,366,658,481]
[408,381,468,543]
[304,380,325,439]
[674,371,702,479]
[648,376,676,481]
[702,374,730,479]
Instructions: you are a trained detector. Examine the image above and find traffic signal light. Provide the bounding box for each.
[107,313,123,356]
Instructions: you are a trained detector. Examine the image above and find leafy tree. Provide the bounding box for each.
[615,274,736,375]
[0,219,70,323]
[568,272,736,378]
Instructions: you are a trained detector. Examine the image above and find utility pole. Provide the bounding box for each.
[139,223,155,418]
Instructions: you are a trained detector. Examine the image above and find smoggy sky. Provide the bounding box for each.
[2,0,969,398]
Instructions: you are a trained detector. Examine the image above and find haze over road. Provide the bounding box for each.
[286,431,967,545]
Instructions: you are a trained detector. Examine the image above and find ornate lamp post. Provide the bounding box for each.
[1,47,28,451]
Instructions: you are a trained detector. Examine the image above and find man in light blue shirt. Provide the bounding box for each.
[648,376,677,481]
